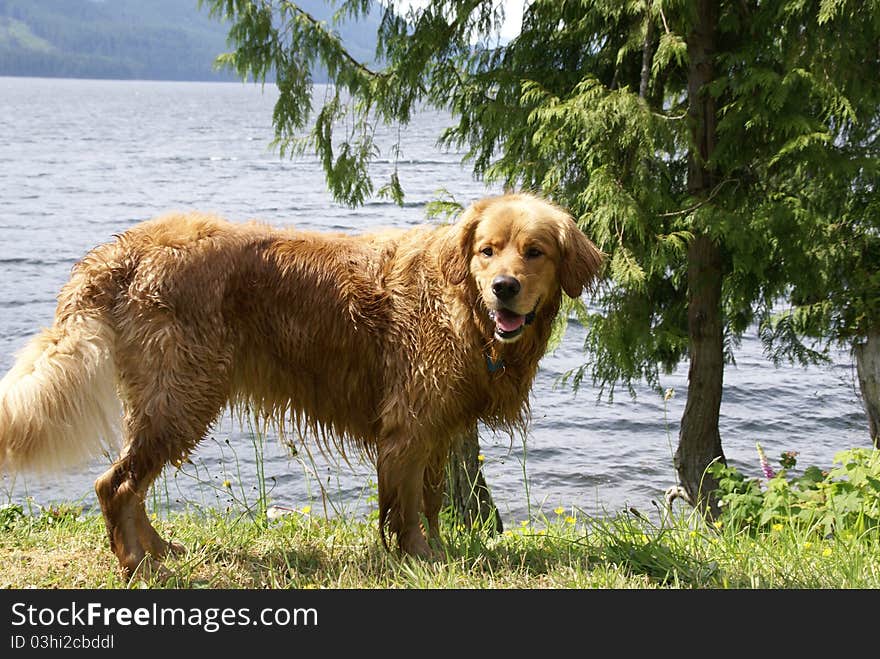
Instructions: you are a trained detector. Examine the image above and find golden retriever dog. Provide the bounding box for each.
[0,192,602,576]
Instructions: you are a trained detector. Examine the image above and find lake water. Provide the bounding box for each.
[0,76,870,526]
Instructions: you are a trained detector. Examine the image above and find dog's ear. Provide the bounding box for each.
[439,200,485,285]
[557,212,604,298]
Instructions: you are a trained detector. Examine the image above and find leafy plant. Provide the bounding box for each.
[0,503,24,531]
[708,447,880,537]
[33,503,84,528]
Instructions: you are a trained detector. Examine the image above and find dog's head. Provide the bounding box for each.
[441,193,603,343]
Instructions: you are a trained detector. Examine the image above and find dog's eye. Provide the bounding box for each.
[480,246,493,257]
[525,247,543,259]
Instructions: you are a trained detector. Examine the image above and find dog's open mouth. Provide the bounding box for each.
[488,300,539,342]
[489,308,526,340]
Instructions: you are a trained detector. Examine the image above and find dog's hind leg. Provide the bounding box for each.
[95,443,174,577]
[422,452,447,552]
[377,437,435,559]
[95,359,228,577]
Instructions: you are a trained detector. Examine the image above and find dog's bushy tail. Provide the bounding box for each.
[0,314,121,473]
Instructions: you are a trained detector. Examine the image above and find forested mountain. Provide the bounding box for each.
[0,0,377,81]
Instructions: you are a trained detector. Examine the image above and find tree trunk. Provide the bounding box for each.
[639,2,655,100]
[854,330,880,448]
[675,235,726,514]
[686,0,717,195]
[674,0,726,515]
[445,426,503,534]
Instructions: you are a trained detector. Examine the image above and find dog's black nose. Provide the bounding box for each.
[491,275,521,301]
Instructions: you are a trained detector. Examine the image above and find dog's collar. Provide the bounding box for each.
[486,353,505,373]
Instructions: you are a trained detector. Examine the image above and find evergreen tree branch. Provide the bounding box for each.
[657,178,739,218]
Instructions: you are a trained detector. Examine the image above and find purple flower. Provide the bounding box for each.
[756,442,775,479]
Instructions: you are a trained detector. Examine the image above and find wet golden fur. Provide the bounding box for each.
[0,192,602,575]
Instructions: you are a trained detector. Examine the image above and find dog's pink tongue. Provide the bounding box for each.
[495,309,525,332]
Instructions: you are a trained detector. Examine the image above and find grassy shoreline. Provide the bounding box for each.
[2,505,877,588]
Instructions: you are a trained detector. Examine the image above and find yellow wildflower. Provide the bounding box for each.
[771,523,783,532]
[301,505,311,514]
[222,479,232,488]
[554,507,565,515]
[822,547,832,557]
[564,516,575,525]
[477,454,485,463]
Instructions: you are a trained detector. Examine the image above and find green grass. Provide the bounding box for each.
[2,503,877,589]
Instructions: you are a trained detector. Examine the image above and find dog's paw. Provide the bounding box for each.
[125,555,176,586]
